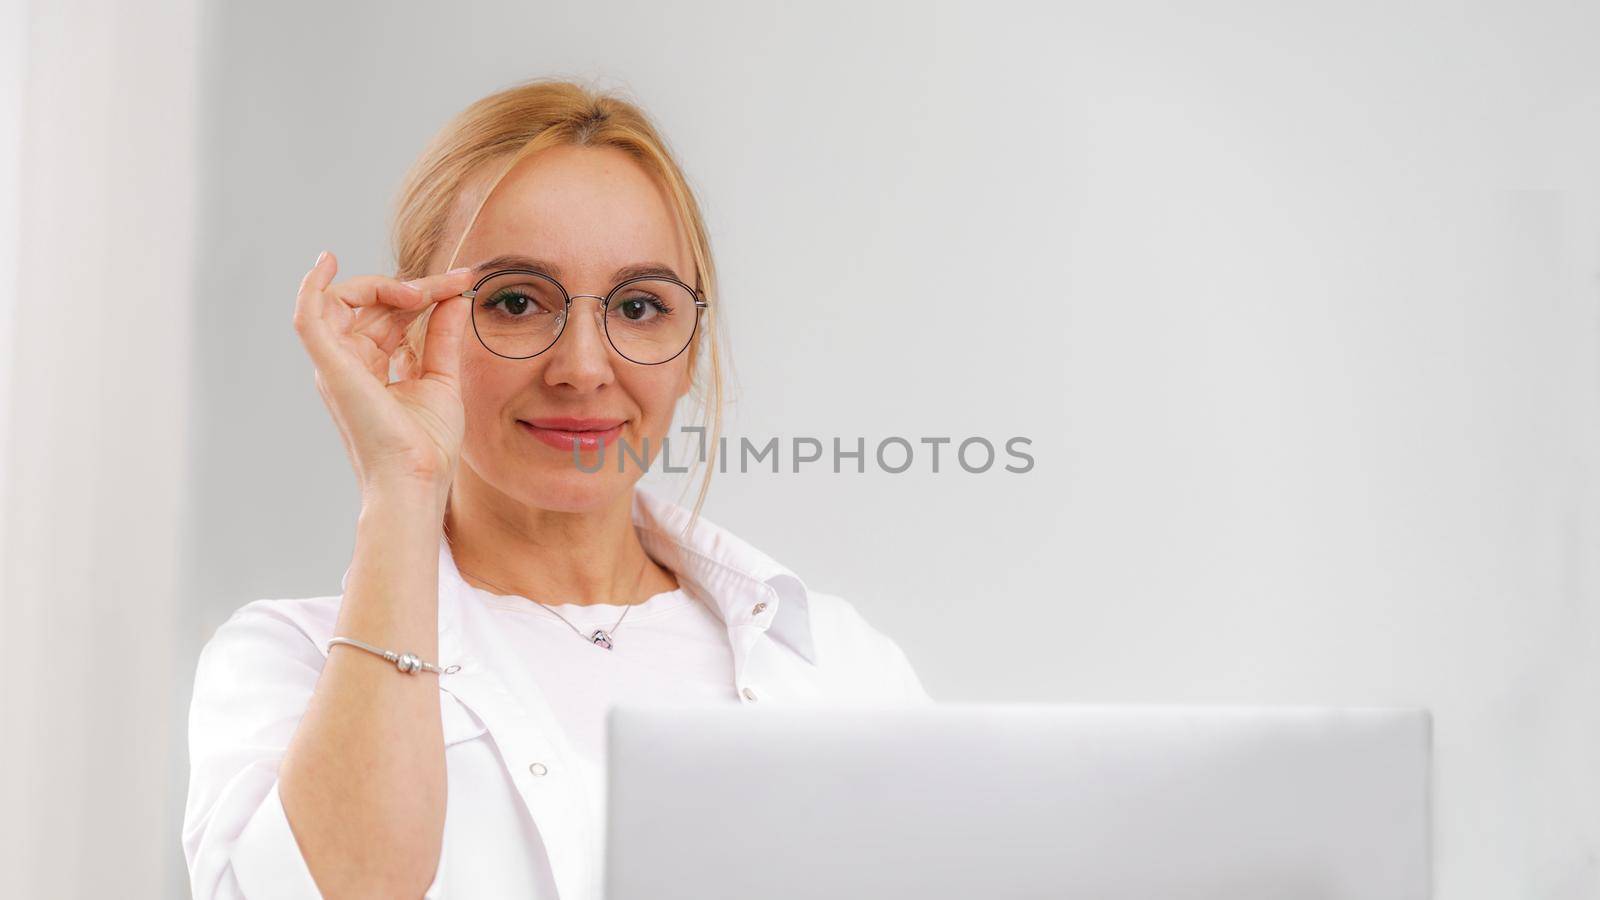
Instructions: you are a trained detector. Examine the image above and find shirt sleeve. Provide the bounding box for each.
[182,602,329,899]
[885,636,936,706]
[826,591,936,706]
[183,601,455,900]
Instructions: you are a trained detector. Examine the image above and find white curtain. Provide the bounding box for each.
[0,0,200,897]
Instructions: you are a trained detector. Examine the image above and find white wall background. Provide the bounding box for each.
[1,1,1595,898]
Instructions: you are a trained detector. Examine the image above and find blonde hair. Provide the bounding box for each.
[390,78,725,527]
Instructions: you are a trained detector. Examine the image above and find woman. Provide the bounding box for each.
[182,79,932,900]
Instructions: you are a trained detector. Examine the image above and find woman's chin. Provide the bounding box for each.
[519,464,640,513]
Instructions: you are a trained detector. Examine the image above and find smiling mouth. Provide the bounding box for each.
[517,419,625,452]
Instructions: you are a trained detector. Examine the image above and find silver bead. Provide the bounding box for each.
[396,652,422,674]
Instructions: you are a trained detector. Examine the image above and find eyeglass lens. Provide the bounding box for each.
[469,271,699,365]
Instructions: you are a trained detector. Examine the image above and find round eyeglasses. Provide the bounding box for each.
[462,268,708,365]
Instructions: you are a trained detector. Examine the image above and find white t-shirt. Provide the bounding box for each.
[470,583,741,858]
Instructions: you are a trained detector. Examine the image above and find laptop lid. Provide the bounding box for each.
[605,703,1430,900]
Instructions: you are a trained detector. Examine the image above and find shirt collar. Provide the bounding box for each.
[339,485,818,665]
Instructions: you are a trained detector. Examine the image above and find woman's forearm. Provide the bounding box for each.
[276,486,450,898]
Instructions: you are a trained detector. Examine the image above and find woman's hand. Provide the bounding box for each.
[292,250,478,507]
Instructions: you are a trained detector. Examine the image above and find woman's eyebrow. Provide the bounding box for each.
[472,254,685,283]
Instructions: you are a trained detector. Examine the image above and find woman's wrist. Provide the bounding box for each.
[345,488,448,611]
[360,478,450,522]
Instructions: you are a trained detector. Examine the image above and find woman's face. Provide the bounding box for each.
[434,144,697,513]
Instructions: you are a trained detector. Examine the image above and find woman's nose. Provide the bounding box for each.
[541,295,615,389]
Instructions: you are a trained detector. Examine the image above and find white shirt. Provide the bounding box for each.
[183,485,934,899]
[473,583,738,875]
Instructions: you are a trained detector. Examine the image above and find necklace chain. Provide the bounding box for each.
[454,552,650,650]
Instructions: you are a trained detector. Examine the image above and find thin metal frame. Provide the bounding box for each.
[461,268,708,366]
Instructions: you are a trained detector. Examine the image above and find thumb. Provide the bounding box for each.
[419,295,470,384]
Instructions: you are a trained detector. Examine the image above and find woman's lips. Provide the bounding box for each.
[518,419,625,452]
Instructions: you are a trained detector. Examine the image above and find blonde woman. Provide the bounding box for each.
[181,79,932,900]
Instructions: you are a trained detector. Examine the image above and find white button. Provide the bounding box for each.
[751,601,767,616]
[528,762,548,776]
[742,686,758,701]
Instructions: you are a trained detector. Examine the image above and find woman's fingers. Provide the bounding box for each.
[293,251,353,374]
[419,295,471,383]
[296,252,480,390]
[293,251,474,491]
[411,266,479,299]
[294,251,386,403]
[331,267,476,314]
[350,301,424,359]
[339,267,479,354]
[345,265,473,365]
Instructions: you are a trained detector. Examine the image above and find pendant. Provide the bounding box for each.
[590,629,614,650]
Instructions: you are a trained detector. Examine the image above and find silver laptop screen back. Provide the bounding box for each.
[605,704,1430,900]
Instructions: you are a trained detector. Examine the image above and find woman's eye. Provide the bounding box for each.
[486,291,543,317]
[612,294,666,322]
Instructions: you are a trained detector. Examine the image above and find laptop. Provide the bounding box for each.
[605,703,1431,900]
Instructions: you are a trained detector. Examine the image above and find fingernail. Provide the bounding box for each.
[312,250,326,268]
[447,266,472,275]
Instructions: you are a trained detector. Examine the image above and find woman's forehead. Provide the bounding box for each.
[455,145,694,283]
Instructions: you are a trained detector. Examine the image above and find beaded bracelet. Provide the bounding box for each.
[327,636,461,675]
